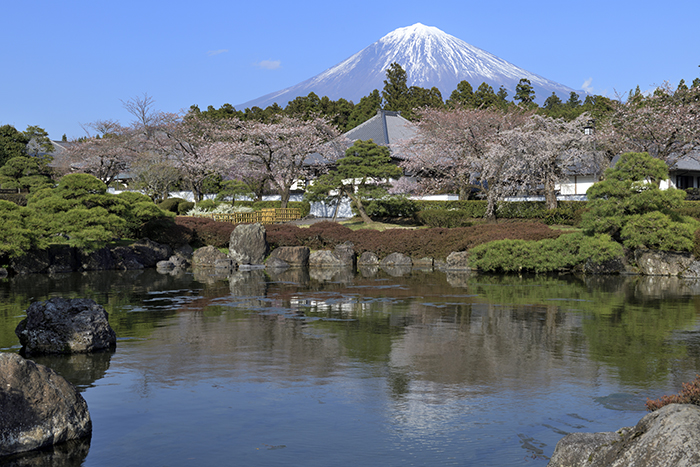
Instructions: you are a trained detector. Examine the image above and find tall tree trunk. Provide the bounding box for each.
[346,190,372,224]
[280,190,290,209]
[544,174,558,210]
[484,180,498,222]
[332,196,340,221]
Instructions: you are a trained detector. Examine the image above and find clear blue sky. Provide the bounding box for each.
[2,0,698,141]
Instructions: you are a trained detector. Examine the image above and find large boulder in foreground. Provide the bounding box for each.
[229,223,268,265]
[0,353,92,457]
[548,403,700,467]
[15,298,117,355]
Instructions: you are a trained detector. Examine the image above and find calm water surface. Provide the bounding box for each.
[2,267,700,466]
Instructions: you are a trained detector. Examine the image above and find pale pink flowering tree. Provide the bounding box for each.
[495,114,604,210]
[152,112,243,202]
[231,116,343,208]
[62,120,138,185]
[397,107,530,219]
[608,82,700,166]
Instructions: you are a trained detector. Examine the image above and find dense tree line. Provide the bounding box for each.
[3,64,699,228]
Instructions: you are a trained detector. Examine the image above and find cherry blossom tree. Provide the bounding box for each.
[397,107,530,219]
[231,116,342,208]
[151,112,242,202]
[607,82,700,166]
[62,120,137,185]
[495,114,605,210]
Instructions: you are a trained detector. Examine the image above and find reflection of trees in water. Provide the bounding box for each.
[466,274,700,387]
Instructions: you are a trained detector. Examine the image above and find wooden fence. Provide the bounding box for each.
[206,208,302,224]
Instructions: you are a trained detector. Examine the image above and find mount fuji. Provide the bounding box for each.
[238,23,581,110]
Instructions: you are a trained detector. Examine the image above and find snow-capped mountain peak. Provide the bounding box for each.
[238,24,579,109]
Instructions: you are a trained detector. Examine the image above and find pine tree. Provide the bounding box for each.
[514,78,536,106]
[382,62,410,112]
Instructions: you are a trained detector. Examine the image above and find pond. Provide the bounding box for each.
[2,267,700,466]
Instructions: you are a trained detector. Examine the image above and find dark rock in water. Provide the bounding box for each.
[0,353,92,457]
[192,245,229,268]
[15,298,117,355]
[268,246,310,267]
[111,246,145,270]
[446,251,470,270]
[46,246,79,274]
[10,249,51,274]
[229,223,268,265]
[380,252,412,267]
[334,242,356,269]
[583,257,626,275]
[0,267,7,278]
[129,238,173,268]
[358,251,379,266]
[548,403,700,467]
[79,247,115,272]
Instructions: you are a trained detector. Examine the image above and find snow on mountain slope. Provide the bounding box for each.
[238,23,579,110]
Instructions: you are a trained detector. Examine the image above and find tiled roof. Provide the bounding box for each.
[345,110,415,144]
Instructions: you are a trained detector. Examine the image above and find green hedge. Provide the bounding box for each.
[469,232,624,273]
[414,200,588,226]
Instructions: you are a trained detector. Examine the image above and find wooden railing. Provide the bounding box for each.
[206,208,302,224]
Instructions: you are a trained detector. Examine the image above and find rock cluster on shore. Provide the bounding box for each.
[547,403,700,467]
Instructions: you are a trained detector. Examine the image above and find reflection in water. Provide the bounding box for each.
[0,437,91,467]
[29,351,113,391]
[1,269,700,466]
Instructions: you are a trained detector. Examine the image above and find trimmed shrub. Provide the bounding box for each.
[140,217,195,248]
[174,216,235,248]
[621,212,699,252]
[197,199,216,211]
[117,191,153,205]
[364,196,419,218]
[158,197,188,213]
[415,210,474,228]
[177,201,195,215]
[468,232,624,273]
